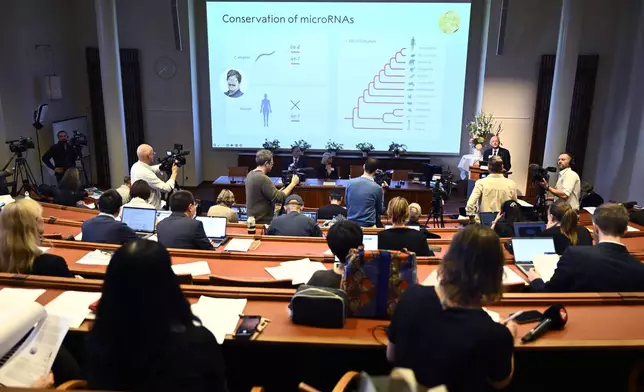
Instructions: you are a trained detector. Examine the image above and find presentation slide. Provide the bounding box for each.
[207,1,471,154]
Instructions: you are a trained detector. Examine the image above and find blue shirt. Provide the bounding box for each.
[346,176,384,227]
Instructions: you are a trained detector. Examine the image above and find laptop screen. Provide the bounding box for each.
[122,207,157,233]
[302,211,318,221]
[513,222,546,237]
[363,234,379,251]
[196,216,227,239]
[479,212,497,227]
[512,238,556,263]
[231,206,248,221]
[156,210,171,223]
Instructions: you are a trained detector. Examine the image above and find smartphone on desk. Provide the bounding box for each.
[235,315,262,339]
[510,310,543,324]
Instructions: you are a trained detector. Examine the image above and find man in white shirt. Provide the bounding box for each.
[540,153,581,210]
[130,144,178,209]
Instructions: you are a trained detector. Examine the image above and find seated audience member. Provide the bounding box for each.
[265,194,323,237]
[405,203,440,240]
[86,240,227,392]
[346,158,386,227]
[490,200,525,238]
[317,191,347,220]
[538,200,592,254]
[0,198,72,277]
[53,168,86,207]
[0,168,12,195]
[388,225,516,391]
[307,219,363,288]
[529,203,644,292]
[115,175,131,204]
[318,152,339,180]
[466,156,517,220]
[378,197,432,256]
[82,190,137,245]
[157,190,213,250]
[122,180,156,210]
[207,189,238,223]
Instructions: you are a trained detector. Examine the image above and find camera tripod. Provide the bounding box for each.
[72,144,90,186]
[2,152,40,197]
[424,198,445,228]
[534,184,548,222]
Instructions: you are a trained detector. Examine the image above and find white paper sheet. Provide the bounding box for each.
[265,258,326,285]
[224,238,255,252]
[291,262,327,285]
[0,288,46,308]
[482,307,500,323]
[503,266,528,285]
[421,270,439,286]
[583,207,596,215]
[0,195,15,205]
[74,232,83,241]
[516,199,533,208]
[627,225,640,232]
[44,291,101,328]
[171,261,211,277]
[37,247,50,253]
[191,296,247,344]
[532,254,561,283]
[0,303,70,387]
[83,202,96,209]
[322,181,336,186]
[324,249,341,261]
[75,250,112,266]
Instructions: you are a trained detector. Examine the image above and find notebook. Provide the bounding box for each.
[512,237,556,275]
[195,216,228,247]
[121,207,157,238]
[513,222,546,237]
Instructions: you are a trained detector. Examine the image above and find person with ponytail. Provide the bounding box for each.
[538,200,592,254]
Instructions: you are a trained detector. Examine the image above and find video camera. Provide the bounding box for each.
[159,143,191,175]
[69,130,88,148]
[373,169,392,186]
[6,137,35,154]
[528,163,557,184]
[282,168,307,186]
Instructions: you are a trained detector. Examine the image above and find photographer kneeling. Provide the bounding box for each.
[130,144,178,209]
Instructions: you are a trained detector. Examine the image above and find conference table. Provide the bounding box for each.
[211,176,434,209]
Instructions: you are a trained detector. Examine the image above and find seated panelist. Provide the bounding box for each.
[265,194,322,237]
[82,190,137,245]
[318,152,339,180]
[285,146,307,170]
[157,190,213,250]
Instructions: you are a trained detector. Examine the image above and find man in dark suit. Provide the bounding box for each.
[81,190,137,245]
[528,203,644,292]
[482,135,511,172]
[156,190,213,250]
[284,146,307,171]
[265,194,322,237]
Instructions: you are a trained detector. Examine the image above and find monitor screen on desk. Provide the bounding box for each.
[122,207,157,233]
[302,211,318,221]
[513,222,546,237]
[231,206,248,221]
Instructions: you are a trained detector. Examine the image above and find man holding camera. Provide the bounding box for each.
[246,149,299,224]
[130,144,178,209]
[41,131,77,183]
[539,152,581,210]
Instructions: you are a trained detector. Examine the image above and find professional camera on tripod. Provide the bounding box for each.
[3,136,39,196]
[528,163,557,221]
[158,144,191,176]
[426,178,448,228]
[69,130,88,148]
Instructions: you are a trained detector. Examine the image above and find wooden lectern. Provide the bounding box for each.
[469,164,489,181]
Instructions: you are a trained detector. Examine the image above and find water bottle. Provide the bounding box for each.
[247,216,256,235]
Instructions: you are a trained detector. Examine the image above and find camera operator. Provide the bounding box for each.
[41,131,77,183]
[130,144,178,209]
[539,152,581,211]
[246,149,299,224]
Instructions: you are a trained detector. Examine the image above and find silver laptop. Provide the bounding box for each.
[196,216,228,248]
[121,206,157,238]
[512,238,556,275]
[156,210,171,223]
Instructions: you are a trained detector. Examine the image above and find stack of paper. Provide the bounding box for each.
[224,238,256,252]
[191,296,247,344]
[265,258,327,285]
[532,254,560,283]
[44,291,101,328]
[76,250,113,266]
[171,261,211,277]
[423,266,527,287]
[0,288,46,307]
[627,226,640,232]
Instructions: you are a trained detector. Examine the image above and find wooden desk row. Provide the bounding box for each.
[3,273,644,349]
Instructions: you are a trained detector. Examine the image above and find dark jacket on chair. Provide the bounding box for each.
[530,242,644,292]
[81,214,138,245]
[157,212,213,250]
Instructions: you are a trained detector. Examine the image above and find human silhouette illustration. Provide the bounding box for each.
[224,69,243,98]
[260,94,272,127]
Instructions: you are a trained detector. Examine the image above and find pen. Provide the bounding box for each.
[502,311,524,324]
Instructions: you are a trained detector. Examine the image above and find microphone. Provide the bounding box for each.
[521,304,568,343]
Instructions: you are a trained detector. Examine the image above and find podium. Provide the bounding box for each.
[469,164,489,181]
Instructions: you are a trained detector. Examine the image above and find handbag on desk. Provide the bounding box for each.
[342,247,417,319]
[289,285,348,328]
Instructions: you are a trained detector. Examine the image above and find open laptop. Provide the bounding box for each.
[156,210,171,223]
[302,211,318,221]
[121,206,157,238]
[363,234,379,251]
[195,216,228,248]
[231,205,248,221]
[512,237,556,275]
[479,212,497,227]
[513,222,546,237]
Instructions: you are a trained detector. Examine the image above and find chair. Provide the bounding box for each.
[209,274,295,289]
[350,165,363,178]
[299,371,360,392]
[56,380,88,390]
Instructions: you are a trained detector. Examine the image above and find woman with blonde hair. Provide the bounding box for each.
[318,152,339,180]
[538,199,592,254]
[207,189,238,222]
[377,197,432,256]
[406,203,422,226]
[53,167,86,207]
[0,198,72,277]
